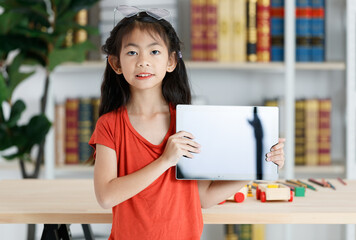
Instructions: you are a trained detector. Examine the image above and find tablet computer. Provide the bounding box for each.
[176,105,279,180]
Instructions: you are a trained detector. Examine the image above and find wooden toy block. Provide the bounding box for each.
[294,186,305,197]
[256,184,293,202]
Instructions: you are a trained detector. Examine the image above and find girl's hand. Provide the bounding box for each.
[266,138,285,169]
[160,131,201,167]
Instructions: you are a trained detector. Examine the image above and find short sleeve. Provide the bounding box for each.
[89,112,116,159]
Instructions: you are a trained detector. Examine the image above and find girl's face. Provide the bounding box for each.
[110,27,177,92]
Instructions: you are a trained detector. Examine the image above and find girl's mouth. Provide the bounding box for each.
[136,73,154,80]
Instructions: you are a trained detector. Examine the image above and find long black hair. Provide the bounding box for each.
[99,12,191,116]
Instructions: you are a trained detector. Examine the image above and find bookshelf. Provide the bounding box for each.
[38,1,356,240]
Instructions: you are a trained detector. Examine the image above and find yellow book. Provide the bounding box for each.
[247,0,258,62]
[218,0,233,62]
[305,99,319,166]
[232,0,247,62]
[252,224,265,240]
[295,99,305,165]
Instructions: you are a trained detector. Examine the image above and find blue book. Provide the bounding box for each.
[271,0,284,61]
[296,0,312,62]
[310,0,325,61]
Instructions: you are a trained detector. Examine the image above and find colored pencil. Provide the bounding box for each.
[337,177,347,185]
[297,180,317,191]
[327,181,336,190]
[308,178,325,187]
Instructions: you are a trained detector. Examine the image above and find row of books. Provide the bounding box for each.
[54,98,100,166]
[191,0,325,62]
[225,224,265,240]
[265,97,331,166]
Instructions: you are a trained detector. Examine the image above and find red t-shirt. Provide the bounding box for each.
[89,105,203,240]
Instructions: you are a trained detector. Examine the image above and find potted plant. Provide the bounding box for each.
[0,0,99,238]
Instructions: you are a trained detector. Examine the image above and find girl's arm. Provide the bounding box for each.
[94,131,200,209]
[198,138,285,208]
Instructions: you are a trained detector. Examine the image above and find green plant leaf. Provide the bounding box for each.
[0,74,10,103]
[7,99,26,127]
[25,114,51,145]
[7,53,36,98]
[0,12,23,34]
[48,40,95,71]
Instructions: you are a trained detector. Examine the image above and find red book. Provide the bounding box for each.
[206,0,218,61]
[257,0,271,62]
[65,98,79,164]
[191,0,207,61]
[318,99,331,165]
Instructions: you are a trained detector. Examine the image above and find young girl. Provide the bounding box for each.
[89,6,285,239]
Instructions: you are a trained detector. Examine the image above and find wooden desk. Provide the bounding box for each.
[0,179,356,224]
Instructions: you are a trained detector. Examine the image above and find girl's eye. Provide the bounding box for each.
[151,50,160,55]
[127,51,137,56]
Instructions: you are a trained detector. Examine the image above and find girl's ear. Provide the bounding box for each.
[167,52,178,73]
[108,55,123,74]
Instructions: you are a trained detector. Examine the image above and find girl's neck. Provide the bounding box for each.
[126,89,169,115]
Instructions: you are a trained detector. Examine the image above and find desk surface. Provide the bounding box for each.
[0,179,355,224]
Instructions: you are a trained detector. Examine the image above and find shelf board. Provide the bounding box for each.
[52,61,346,73]
[295,62,346,70]
[185,61,285,71]
[294,164,345,174]
[185,61,346,71]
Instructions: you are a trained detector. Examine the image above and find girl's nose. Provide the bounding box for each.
[137,54,150,67]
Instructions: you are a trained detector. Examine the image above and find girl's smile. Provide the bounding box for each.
[136,72,155,80]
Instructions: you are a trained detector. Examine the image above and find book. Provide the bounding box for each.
[247,0,258,62]
[295,99,306,165]
[270,0,284,61]
[257,0,271,62]
[318,98,331,165]
[65,98,80,164]
[225,224,239,240]
[310,0,325,62]
[296,0,312,62]
[304,99,319,165]
[206,0,218,61]
[191,0,207,61]
[239,224,252,240]
[252,224,265,240]
[54,103,66,167]
[92,97,100,127]
[218,0,233,61]
[78,98,94,162]
[232,0,247,62]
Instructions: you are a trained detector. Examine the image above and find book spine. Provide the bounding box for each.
[318,98,331,165]
[91,97,101,127]
[304,99,319,165]
[65,98,79,164]
[270,0,284,61]
[296,0,312,62]
[257,0,271,62]
[247,0,258,62]
[218,0,233,61]
[191,0,207,61]
[74,9,88,43]
[206,0,218,61]
[239,224,252,240]
[252,224,265,240]
[295,99,306,165]
[311,0,325,62]
[79,98,94,162]
[232,0,247,62]
[225,224,239,240]
[55,103,66,167]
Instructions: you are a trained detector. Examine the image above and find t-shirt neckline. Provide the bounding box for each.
[123,105,174,148]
